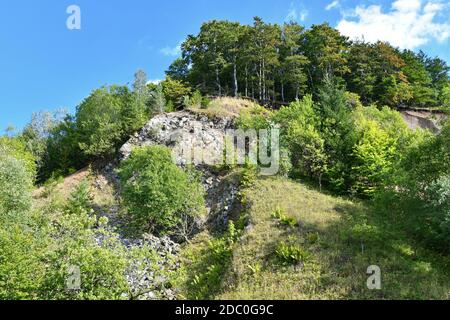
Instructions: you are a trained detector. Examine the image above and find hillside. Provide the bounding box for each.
[177,177,449,300]
[2,90,449,300]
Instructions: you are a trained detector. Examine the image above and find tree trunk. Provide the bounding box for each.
[233,57,238,97]
[216,66,221,96]
[281,81,285,102]
[262,59,266,101]
[245,65,248,97]
[259,60,262,101]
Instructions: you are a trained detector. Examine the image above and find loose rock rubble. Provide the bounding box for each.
[123,234,180,300]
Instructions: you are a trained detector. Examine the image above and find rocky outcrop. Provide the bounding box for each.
[119,110,241,229]
[120,110,234,163]
[400,110,446,133]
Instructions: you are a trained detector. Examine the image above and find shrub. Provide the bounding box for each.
[76,86,129,158]
[0,153,34,224]
[0,136,36,176]
[239,161,258,188]
[271,207,297,227]
[118,146,205,236]
[273,96,327,187]
[422,175,450,251]
[236,104,272,131]
[275,242,309,265]
[161,76,192,109]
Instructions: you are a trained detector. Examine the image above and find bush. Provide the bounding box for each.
[161,76,192,109]
[183,90,204,109]
[0,152,34,224]
[271,207,297,227]
[275,241,309,265]
[236,104,271,131]
[0,136,36,176]
[273,96,327,187]
[421,176,450,251]
[118,146,205,236]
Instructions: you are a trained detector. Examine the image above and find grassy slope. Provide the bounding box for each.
[177,177,449,300]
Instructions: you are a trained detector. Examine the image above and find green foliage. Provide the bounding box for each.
[316,77,357,192]
[0,152,34,225]
[239,161,258,188]
[421,176,450,250]
[0,171,169,299]
[271,207,297,227]
[76,86,133,158]
[0,136,36,176]
[351,117,397,197]
[378,121,450,252]
[161,76,192,109]
[118,146,205,236]
[441,84,450,107]
[275,241,309,265]
[401,50,435,107]
[177,18,449,108]
[166,57,190,82]
[273,96,327,184]
[149,83,167,114]
[236,104,272,131]
[178,221,239,300]
[183,90,204,109]
[65,179,94,216]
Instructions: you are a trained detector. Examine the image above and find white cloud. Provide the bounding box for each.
[326,0,340,11]
[160,41,182,57]
[147,79,162,85]
[286,2,308,22]
[336,0,450,50]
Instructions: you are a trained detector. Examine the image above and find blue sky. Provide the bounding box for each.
[1,0,450,131]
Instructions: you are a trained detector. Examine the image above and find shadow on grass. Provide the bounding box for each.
[178,229,235,300]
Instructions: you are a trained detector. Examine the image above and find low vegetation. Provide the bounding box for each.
[177,178,449,300]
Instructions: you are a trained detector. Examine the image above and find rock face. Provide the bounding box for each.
[119,110,241,229]
[400,110,446,133]
[120,110,234,164]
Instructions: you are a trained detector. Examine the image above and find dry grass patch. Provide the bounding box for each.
[189,97,261,118]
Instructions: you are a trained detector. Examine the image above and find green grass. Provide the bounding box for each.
[177,176,450,300]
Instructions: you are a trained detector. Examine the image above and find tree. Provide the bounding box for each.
[123,70,151,133]
[301,23,350,91]
[161,76,192,108]
[420,52,450,105]
[316,75,357,192]
[401,50,435,107]
[76,86,128,158]
[371,42,412,107]
[279,22,305,101]
[149,83,167,114]
[284,55,309,99]
[273,96,327,189]
[345,41,378,104]
[118,146,205,237]
[40,115,85,181]
[166,57,190,82]
[351,117,397,197]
